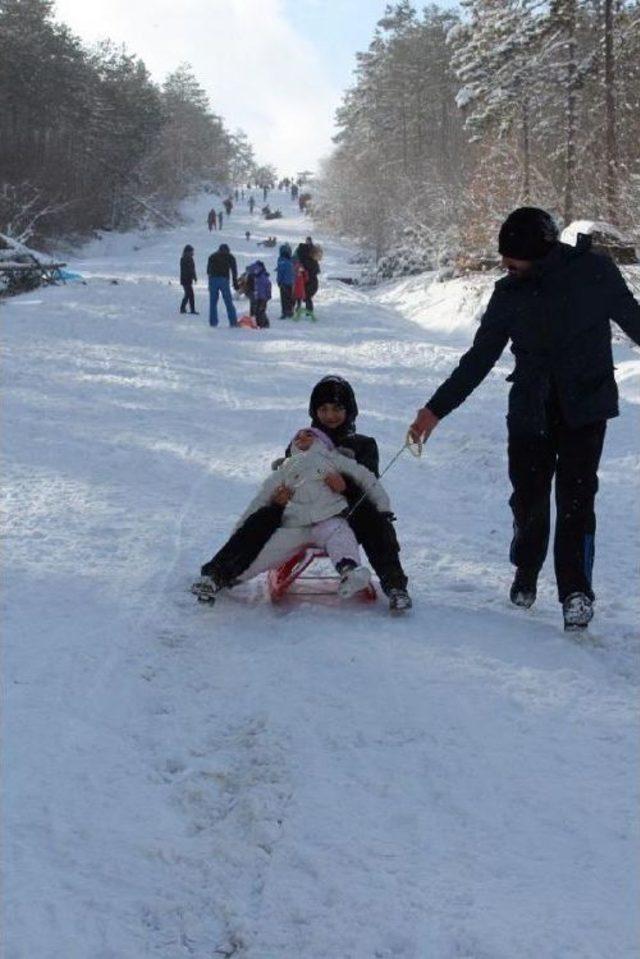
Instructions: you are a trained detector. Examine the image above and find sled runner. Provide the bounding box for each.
[267,547,377,604]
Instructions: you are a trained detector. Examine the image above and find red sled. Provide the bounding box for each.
[267,548,377,604]
[238,314,259,329]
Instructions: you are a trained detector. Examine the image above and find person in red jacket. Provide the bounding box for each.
[293,260,308,316]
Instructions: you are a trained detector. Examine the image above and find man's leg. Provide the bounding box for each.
[180,284,189,313]
[507,429,556,580]
[305,276,318,313]
[209,279,220,326]
[554,421,606,603]
[220,279,238,326]
[284,284,294,316]
[304,290,314,312]
[187,283,195,313]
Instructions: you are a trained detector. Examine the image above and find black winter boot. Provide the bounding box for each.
[510,568,538,608]
[386,587,412,612]
[562,592,593,631]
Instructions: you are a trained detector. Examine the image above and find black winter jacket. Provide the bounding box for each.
[207,250,238,285]
[180,254,196,284]
[297,243,320,277]
[327,432,379,476]
[426,239,640,433]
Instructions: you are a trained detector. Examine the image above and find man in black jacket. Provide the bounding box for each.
[410,207,640,630]
[207,243,239,327]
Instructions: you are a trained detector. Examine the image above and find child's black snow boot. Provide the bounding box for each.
[192,563,231,604]
[386,587,412,613]
[190,576,220,603]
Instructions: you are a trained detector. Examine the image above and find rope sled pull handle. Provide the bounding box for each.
[344,430,423,520]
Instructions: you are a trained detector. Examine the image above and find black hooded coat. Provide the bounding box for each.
[427,238,640,433]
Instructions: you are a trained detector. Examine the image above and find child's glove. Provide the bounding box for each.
[324,472,346,493]
[271,485,293,506]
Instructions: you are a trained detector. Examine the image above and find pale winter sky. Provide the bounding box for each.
[53,0,401,176]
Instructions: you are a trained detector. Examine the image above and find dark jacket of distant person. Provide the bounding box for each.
[207,244,238,287]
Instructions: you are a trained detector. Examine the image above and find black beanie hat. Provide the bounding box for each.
[308,375,358,424]
[498,207,559,260]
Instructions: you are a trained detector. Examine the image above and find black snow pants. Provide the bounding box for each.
[346,497,408,593]
[304,275,318,312]
[279,283,293,317]
[180,282,195,313]
[255,298,270,328]
[201,504,284,585]
[508,418,606,602]
[201,497,407,595]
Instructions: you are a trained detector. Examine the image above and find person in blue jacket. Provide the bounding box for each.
[276,243,295,318]
[410,207,640,631]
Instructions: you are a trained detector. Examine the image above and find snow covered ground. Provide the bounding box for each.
[2,192,639,959]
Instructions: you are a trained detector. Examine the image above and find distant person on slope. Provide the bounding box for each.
[246,260,272,328]
[408,206,640,632]
[248,196,255,214]
[295,239,320,317]
[206,243,239,327]
[292,257,308,316]
[192,426,386,604]
[218,209,224,229]
[207,209,217,231]
[179,244,199,315]
[276,243,295,318]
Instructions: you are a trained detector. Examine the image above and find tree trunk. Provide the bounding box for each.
[603,0,618,221]
[563,0,578,223]
[522,97,531,202]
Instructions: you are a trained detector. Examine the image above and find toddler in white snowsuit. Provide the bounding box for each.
[200,427,391,598]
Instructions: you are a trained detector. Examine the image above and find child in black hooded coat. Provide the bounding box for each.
[199,375,411,611]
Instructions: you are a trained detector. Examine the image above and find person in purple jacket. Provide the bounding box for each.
[246,260,272,328]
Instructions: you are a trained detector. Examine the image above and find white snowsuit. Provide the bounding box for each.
[236,441,390,581]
